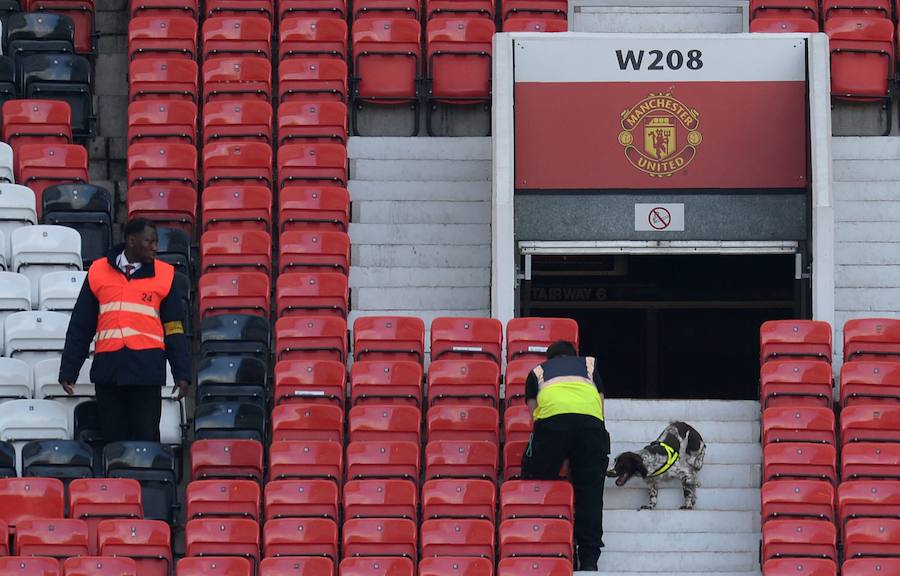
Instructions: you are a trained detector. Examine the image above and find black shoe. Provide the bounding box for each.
[577,555,599,571]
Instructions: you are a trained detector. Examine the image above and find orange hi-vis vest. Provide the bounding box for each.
[88,257,175,353]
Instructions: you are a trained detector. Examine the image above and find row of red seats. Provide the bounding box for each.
[760,318,900,365]
[750,0,899,28]
[761,359,900,409]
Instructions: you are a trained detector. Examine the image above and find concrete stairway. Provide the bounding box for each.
[347,137,493,331]
[588,400,762,576]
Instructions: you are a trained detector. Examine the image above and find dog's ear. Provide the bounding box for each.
[623,452,649,478]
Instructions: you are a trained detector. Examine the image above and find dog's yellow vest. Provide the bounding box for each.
[647,441,679,478]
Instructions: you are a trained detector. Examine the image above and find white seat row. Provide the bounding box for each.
[0,183,36,265]
[0,357,92,401]
[3,310,69,363]
[11,225,82,303]
[0,270,85,314]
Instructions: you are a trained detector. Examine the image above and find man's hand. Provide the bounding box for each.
[172,380,190,400]
[60,381,75,396]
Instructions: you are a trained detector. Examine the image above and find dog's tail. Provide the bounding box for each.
[687,440,706,473]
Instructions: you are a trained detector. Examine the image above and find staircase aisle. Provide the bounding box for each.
[592,400,762,576]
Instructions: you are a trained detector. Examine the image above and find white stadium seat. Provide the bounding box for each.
[39,270,86,312]
[0,357,33,402]
[34,357,93,435]
[0,142,14,184]
[0,184,37,264]
[0,271,31,355]
[0,398,70,472]
[11,225,82,304]
[4,311,69,368]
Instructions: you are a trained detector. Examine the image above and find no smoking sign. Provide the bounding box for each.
[635,203,685,232]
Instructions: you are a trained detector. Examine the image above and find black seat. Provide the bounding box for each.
[193,401,266,442]
[6,12,75,63]
[200,314,270,361]
[0,0,21,20]
[173,270,192,337]
[196,355,267,408]
[22,439,94,480]
[73,400,104,455]
[155,226,191,278]
[0,440,16,477]
[0,55,16,112]
[42,183,112,265]
[103,441,177,524]
[20,52,92,137]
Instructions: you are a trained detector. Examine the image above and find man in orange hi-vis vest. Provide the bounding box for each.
[59,218,191,442]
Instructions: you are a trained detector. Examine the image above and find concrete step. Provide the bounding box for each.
[603,400,760,422]
[837,222,900,242]
[353,286,489,311]
[832,160,900,181]
[603,509,759,534]
[349,223,490,245]
[639,464,761,489]
[595,550,759,573]
[609,442,761,465]
[349,267,490,288]
[348,180,491,202]
[350,159,492,181]
[352,244,492,268]
[606,420,759,443]
[602,532,758,552]
[832,136,900,160]
[348,136,491,160]
[835,242,900,266]
[832,180,900,201]
[353,201,490,224]
[603,487,760,511]
[835,200,900,223]
[348,309,490,329]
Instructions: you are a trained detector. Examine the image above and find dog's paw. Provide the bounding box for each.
[638,504,655,511]
[679,505,695,510]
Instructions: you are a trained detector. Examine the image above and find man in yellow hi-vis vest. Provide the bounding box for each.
[522,340,610,571]
[59,218,191,442]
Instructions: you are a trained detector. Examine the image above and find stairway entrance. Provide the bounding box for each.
[519,252,805,400]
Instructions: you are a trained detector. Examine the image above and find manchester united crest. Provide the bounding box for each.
[618,92,702,177]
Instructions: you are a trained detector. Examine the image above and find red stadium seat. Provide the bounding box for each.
[502,441,526,480]
[279,17,348,62]
[130,0,198,18]
[822,0,891,19]
[271,403,344,442]
[838,480,900,532]
[26,0,96,53]
[749,16,820,31]
[0,523,8,555]
[186,480,261,521]
[205,0,274,19]
[129,15,198,60]
[419,518,494,558]
[259,557,335,576]
[97,519,172,576]
[0,477,65,532]
[203,100,273,144]
[842,442,900,480]
[339,557,414,576]
[425,440,498,483]
[343,479,417,520]
[841,404,900,444]
[760,320,833,364]
[427,359,500,408]
[127,100,198,145]
[126,184,197,236]
[274,316,347,362]
[199,272,271,319]
[275,272,349,318]
[176,557,252,576]
[203,56,272,103]
[202,16,272,60]
[264,479,339,521]
[278,143,348,188]
[263,518,338,560]
[202,141,273,188]
[279,186,350,232]
[761,406,835,445]
[503,405,533,444]
[0,557,60,575]
[427,405,499,444]
[761,558,837,576]
[421,478,495,522]
[845,518,900,559]
[351,18,421,122]
[349,405,421,443]
[15,518,89,560]
[749,0,818,20]
[279,0,346,19]
[498,518,573,559]
[350,361,423,407]
[761,480,835,523]
[499,0,566,21]
[64,556,138,576]
[279,230,350,275]
[190,439,264,482]
[842,558,900,575]
[353,316,426,364]
[431,317,503,364]
[129,58,199,103]
[763,443,837,484]
[345,441,421,484]
[16,144,88,214]
[761,519,837,563]
[185,518,260,570]
[500,480,573,521]
[501,16,567,30]
[353,0,419,20]
[278,58,349,103]
[418,557,493,576]
[69,479,143,555]
[760,360,834,409]
[425,18,494,110]
[201,229,272,275]
[274,359,346,407]
[201,185,272,232]
[497,558,572,575]
[826,18,894,103]
[127,142,198,189]
[841,361,900,406]
[505,317,578,363]
[426,0,494,19]
[504,359,538,408]
[844,318,900,362]
[278,102,348,146]
[342,518,417,561]
[2,100,72,154]
[268,440,343,483]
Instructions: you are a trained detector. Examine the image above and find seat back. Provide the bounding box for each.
[425,440,498,482]
[11,227,82,302]
[274,315,347,362]
[97,519,172,576]
[500,480,574,521]
[279,229,350,274]
[844,318,900,362]
[762,519,838,562]
[0,357,33,402]
[825,17,894,100]
[199,271,271,320]
[349,360,423,407]
[844,518,900,559]
[274,359,346,407]
[15,518,90,559]
[264,478,339,521]
[0,476,65,531]
[842,442,900,480]
[426,405,499,444]
[841,361,900,407]
[351,18,421,101]
[193,401,267,442]
[760,320,833,364]
[348,404,421,443]
[268,440,343,483]
[352,316,425,363]
[764,443,837,484]
[278,186,349,232]
[842,558,900,575]
[345,440,420,484]
[175,557,252,576]
[838,479,900,531]
[262,517,338,560]
[202,141,273,188]
[341,517,417,561]
[422,478,495,521]
[202,56,272,103]
[425,18,494,101]
[761,558,837,576]
[259,557,335,576]
[186,479,261,521]
[69,478,144,556]
[189,438,264,482]
[761,360,834,408]
[271,403,343,443]
[419,517,495,558]
[38,270,86,312]
[127,99,198,145]
[498,518,573,559]
[343,478,417,520]
[128,15,198,60]
[184,518,261,566]
[202,15,272,60]
[203,100,273,145]
[497,557,573,575]
[277,143,348,188]
[762,406,836,445]
[275,271,349,318]
[761,479,836,523]
[128,58,199,102]
[426,359,499,408]
[278,100,348,144]
[841,405,900,444]
[431,317,503,364]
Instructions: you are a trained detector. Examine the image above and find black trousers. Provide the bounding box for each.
[521,418,609,564]
[94,385,162,443]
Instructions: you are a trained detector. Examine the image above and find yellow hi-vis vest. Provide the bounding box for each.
[648,442,680,477]
[532,356,605,422]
